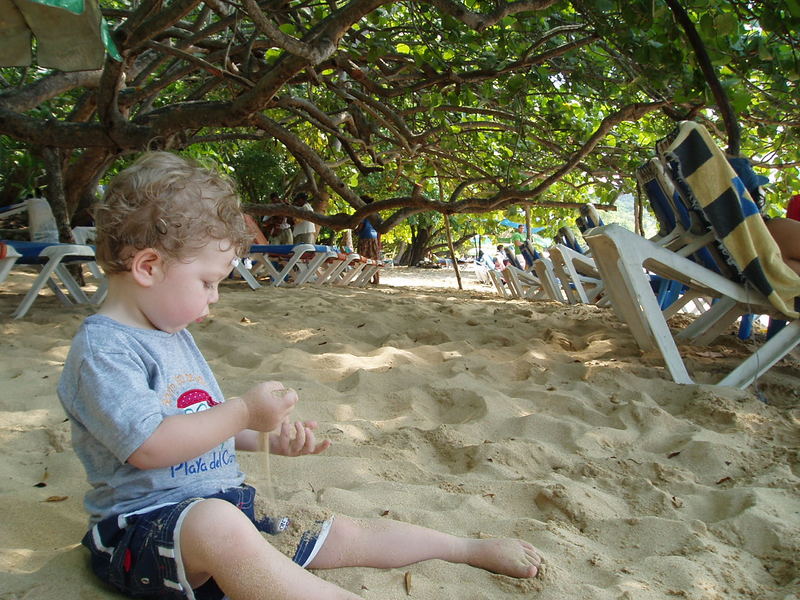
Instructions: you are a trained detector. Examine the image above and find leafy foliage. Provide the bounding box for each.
[0,0,798,250]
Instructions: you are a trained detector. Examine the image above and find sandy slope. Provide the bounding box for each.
[1,266,798,599]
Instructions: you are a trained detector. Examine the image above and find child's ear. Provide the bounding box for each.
[129,248,165,287]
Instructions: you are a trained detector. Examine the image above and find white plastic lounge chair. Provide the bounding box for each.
[312,251,363,286]
[532,256,567,303]
[472,262,491,285]
[0,242,22,283]
[317,251,379,287]
[584,224,799,387]
[547,244,606,305]
[503,265,549,300]
[583,122,800,388]
[1,201,106,318]
[236,244,340,288]
[347,256,383,287]
[3,240,106,319]
[487,268,511,297]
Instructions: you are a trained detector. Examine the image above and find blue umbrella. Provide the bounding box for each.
[498,218,545,233]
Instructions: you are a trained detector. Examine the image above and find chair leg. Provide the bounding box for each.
[586,232,694,384]
[719,320,800,388]
[53,264,90,303]
[234,261,262,290]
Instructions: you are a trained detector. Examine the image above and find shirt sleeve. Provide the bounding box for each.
[70,347,166,464]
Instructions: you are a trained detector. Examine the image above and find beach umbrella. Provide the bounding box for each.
[498,218,546,234]
[0,0,119,71]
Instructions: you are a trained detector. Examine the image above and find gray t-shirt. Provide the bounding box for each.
[58,315,244,525]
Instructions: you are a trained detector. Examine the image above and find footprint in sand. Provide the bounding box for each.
[215,347,264,370]
[426,387,488,424]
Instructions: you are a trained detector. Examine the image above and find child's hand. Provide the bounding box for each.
[269,419,331,457]
[241,382,297,432]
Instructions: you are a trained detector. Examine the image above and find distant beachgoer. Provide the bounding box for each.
[354,195,381,284]
[512,225,538,269]
[264,192,294,245]
[292,192,316,245]
[494,244,508,270]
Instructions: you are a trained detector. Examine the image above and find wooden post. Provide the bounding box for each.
[438,174,462,289]
[443,214,462,290]
[525,205,532,241]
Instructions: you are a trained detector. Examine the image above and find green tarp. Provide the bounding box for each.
[0,0,119,71]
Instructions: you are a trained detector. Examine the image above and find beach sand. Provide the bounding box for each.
[1,265,799,599]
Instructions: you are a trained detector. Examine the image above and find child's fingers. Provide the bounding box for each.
[302,427,331,455]
[311,438,331,455]
[289,420,307,454]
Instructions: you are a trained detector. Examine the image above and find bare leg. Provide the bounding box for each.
[308,515,542,579]
[765,217,800,275]
[180,499,361,600]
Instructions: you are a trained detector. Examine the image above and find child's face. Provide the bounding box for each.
[143,240,237,333]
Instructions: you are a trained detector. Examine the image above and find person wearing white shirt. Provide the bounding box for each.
[292,192,316,245]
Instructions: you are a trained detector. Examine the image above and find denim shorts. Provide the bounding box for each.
[82,485,332,600]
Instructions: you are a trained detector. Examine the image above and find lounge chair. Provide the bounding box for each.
[503,264,549,300]
[532,255,568,303]
[0,242,22,283]
[584,122,800,388]
[319,251,382,287]
[3,240,106,319]
[547,243,606,305]
[235,243,339,288]
[487,268,512,297]
[1,200,106,318]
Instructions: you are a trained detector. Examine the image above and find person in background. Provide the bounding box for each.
[512,225,538,270]
[354,195,381,284]
[292,192,316,245]
[264,192,294,245]
[494,244,508,270]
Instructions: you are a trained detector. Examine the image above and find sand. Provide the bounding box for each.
[1,265,799,600]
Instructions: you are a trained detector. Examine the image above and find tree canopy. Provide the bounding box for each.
[1,0,798,240]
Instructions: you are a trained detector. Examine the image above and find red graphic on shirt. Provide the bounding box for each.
[177,388,219,413]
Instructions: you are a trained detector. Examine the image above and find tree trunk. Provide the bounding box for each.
[664,0,741,155]
[403,225,432,266]
[40,147,75,243]
[64,148,117,226]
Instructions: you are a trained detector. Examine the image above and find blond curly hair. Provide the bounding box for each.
[94,152,251,273]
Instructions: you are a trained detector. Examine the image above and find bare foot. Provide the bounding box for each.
[465,538,543,578]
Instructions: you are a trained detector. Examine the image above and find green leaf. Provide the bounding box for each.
[785,0,800,17]
[396,43,412,54]
[715,13,738,36]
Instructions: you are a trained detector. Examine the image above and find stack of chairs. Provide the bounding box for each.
[236,243,382,289]
[235,215,383,289]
